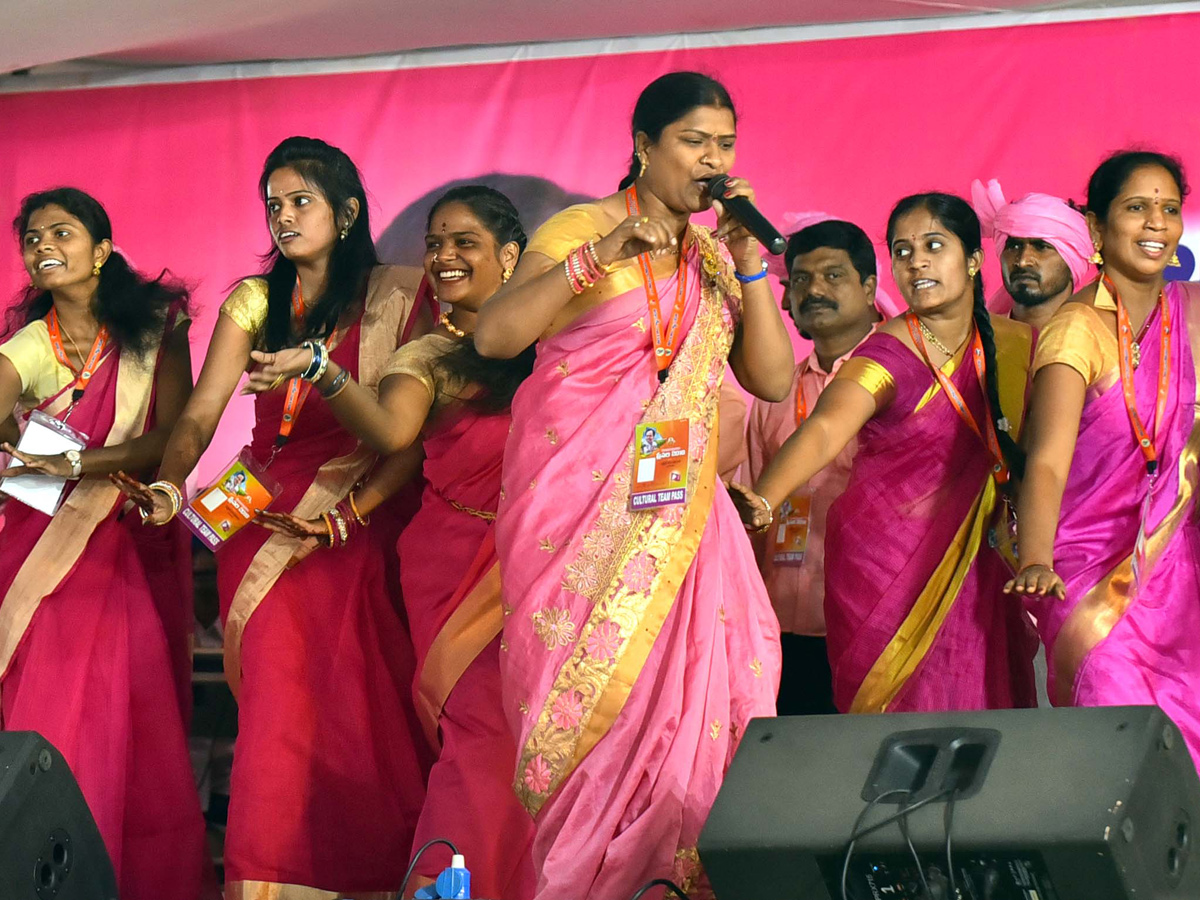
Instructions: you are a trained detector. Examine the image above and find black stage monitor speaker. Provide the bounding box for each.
[0,731,119,899]
[699,706,1200,900]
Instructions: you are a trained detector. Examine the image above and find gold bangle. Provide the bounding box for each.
[320,512,335,547]
[347,491,369,526]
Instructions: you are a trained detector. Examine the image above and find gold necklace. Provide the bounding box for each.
[439,312,467,338]
[918,318,954,357]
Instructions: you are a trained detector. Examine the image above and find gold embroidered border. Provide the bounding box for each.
[850,476,996,713]
[514,228,737,815]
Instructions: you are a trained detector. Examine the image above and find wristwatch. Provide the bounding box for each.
[64,449,83,479]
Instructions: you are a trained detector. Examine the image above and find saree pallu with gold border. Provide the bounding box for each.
[219,272,431,899]
[496,206,780,900]
[1029,282,1200,768]
[825,316,1038,715]
[0,311,207,900]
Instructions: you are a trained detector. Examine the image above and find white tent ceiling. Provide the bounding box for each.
[2,0,1197,77]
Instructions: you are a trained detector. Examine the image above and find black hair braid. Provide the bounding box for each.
[971,275,1025,481]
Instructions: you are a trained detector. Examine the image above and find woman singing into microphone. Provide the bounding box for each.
[473,71,793,899]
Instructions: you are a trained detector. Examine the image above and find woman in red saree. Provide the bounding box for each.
[249,185,538,898]
[1008,151,1200,765]
[734,192,1038,714]
[472,72,795,899]
[117,137,433,898]
[0,188,206,900]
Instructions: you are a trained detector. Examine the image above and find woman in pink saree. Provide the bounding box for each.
[473,72,794,899]
[734,192,1038,714]
[0,188,206,900]
[248,185,538,898]
[116,137,433,898]
[1009,151,1200,766]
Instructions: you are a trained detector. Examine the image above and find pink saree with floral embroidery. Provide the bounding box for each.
[495,204,780,900]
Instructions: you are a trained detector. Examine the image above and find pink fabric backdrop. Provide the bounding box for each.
[2,12,1198,481]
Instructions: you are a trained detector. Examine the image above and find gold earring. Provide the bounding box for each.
[1170,251,1181,267]
[637,153,648,178]
[1089,246,1104,266]
[967,266,977,278]
[502,266,514,283]
[340,225,350,241]
[92,263,102,276]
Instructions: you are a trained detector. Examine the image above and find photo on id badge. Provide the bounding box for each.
[631,419,689,510]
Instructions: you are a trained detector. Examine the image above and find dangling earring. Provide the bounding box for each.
[92,263,102,277]
[502,266,514,283]
[339,225,350,241]
[1170,251,1181,267]
[1089,245,1104,266]
[637,152,648,179]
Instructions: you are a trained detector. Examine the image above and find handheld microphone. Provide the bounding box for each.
[706,175,787,256]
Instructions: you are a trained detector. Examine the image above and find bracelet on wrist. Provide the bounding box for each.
[320,367,351,399]
[734,259,769,284]
[753,493,774,534]
[143,480,184,524]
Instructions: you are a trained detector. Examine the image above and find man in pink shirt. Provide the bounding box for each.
[745,219,881,715]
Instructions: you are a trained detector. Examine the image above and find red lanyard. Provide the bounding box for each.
[46,308,111,404]
[1106,276,1171,477]
[277,281,337,448]
[625,186,688,375]
[905,312,1009,484]
[794,380,809,426]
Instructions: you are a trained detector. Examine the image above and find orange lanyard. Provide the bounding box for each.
[794,380,808,426]
[905,312,1009,484]
[1106,276,1170,478]
[625,186,688,377]
[46,308,111,404]
[277,282,336,448]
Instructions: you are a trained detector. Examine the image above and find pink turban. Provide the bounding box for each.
[769,211,905,318]
[971,179,1094,292]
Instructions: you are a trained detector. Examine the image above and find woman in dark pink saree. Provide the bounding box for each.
[248,186,538,898]
[1010,151,1200,766]
[473,73,795,899]
[737,193,1037,714]
[0,188,205,900]
[116,137,433,899]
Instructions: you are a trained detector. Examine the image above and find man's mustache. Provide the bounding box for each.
[799,296,837,313]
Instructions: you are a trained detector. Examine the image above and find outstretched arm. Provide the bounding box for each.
[245,349,435,457]
[729,379,877,529]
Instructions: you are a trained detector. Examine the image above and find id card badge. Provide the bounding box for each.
[180,449,281,549]
[772,492,811,567]
[0,409,89,516]
[630,419,689,510]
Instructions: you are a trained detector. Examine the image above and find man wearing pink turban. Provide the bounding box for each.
[972,179,1095,331]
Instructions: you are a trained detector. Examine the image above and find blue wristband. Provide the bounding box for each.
[734,260,769,283]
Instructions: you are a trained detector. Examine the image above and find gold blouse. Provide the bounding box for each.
[380,332,465,408]
[219,278,271,348]
[0,319,75,407]
[835,357,896,405]
[1032,302,1118,387]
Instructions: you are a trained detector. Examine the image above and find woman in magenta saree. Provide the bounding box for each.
[117,137,432,898]
[1011,151,1200,766]
[0,188,205,900]
[474,73,794,899]
[736,192,1038,715]
[249,186,538,897]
